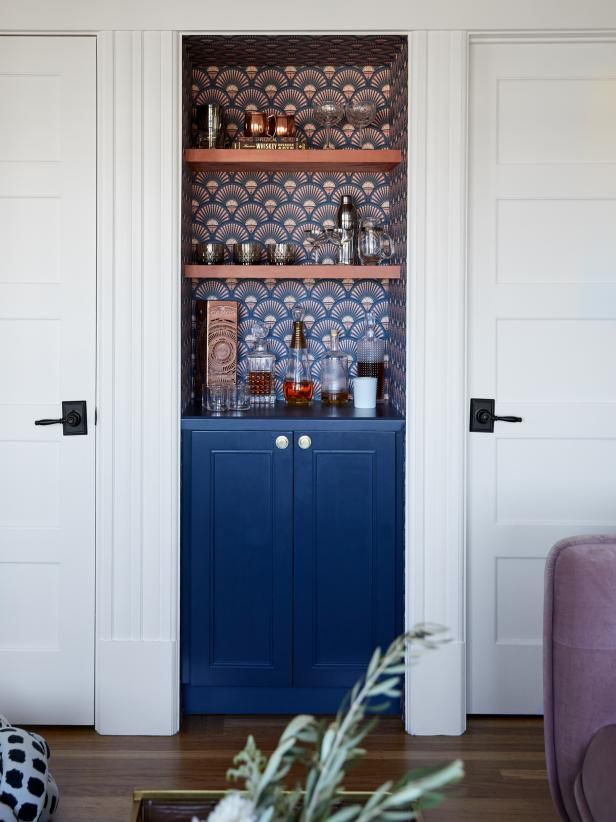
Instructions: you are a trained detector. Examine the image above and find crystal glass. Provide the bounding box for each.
[345,99,376,147]
[204,385,227,414]
[246,321,276,405]
[233,242,262,265]
[320,329,349,405]
[312,100,344,149]
[266,243,298,265]
[195,242,225,265]
[358,220,394,265]
[226,382,251,412]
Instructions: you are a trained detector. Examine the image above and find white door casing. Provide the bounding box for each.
[0,36,96,724]
[95,30,181,735]
[468,38,616,713]
[405,30,468,735]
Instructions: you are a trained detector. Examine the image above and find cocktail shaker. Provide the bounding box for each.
[337,194,358,265]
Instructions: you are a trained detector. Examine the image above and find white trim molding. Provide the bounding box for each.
[96,30,181,735]
[405,30,468,735]
[4,1,616,33]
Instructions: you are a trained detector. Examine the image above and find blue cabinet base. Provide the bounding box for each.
[181,404,405,717]
[182,684,400,716]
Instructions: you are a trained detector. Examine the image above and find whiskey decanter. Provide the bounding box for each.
[283,306,314,405]
[246,321,276,405]
[357,310,385,401]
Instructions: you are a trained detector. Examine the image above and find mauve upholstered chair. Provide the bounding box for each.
[544,536,616,822]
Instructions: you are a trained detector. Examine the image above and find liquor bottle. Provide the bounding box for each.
[320,329,349,405]
[337,194,358,265]
[283,306,314,405]
[245,321,276,405]
[357,310,385,401]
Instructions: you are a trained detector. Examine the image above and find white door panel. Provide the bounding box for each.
[468,40,616,714]
[0,36,96,724]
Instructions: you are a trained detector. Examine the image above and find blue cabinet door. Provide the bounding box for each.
[293,430,399,689]
[183,430,293,688]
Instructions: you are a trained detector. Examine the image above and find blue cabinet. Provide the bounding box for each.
[181,406,403,714]
[294,431,398,690]
[183,430,293,691]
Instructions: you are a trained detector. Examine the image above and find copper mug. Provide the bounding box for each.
[268,114,296,138]
[244,111,269,138]
[244,111,296,138]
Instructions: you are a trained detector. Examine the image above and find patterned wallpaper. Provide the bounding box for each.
[191,63,391,150]
[388,42,409,413]
[181,36,407,409]
[184,35,403,67]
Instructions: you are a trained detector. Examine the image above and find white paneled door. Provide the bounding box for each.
[468,40,616,713]
[0,37,96,723]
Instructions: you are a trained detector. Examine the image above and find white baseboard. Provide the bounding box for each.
[406,640,466,735]
[96,639,179,735]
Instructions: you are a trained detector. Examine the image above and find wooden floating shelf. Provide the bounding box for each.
[184,264,400,280]
[184,148,402,173]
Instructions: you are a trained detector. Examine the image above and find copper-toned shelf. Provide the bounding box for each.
[184,148,402,173]
[184,264,400,280]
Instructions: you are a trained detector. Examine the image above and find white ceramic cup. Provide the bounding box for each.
[353,377,377,409]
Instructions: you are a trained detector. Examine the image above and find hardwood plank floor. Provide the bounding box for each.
[36,716,557,821]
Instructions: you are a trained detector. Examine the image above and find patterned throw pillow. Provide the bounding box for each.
[0,716,59,822]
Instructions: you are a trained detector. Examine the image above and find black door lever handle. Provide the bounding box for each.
[35,411,81,427]
[475,409,523,425]
[470,398,522,433]
[34,401,88,436]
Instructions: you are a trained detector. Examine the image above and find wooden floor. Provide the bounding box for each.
[39,716,557,821]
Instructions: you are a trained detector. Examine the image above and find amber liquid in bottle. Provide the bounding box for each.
[283,379,314,405]
[321,389,350,406]
[357,360,385,401]
[248,371,273,397]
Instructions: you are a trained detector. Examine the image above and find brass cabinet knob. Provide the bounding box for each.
[298,434,312,450]
[275,435,289,450]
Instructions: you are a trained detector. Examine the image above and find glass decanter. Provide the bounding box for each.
[320,329,349,406]
[283,306,314,405]
[357,310,385,401]
[246,321,276,405]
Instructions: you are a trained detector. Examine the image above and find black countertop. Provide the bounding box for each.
[182,401,405,431]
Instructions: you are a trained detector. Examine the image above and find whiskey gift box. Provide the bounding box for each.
[195,299,239,390]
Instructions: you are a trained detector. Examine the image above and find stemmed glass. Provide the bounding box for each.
[345,99,377,148]
[303,227,344,263]
[312,101,344,150]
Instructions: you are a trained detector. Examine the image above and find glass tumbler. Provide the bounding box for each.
[226,383,251,412]
[204,385,227,414]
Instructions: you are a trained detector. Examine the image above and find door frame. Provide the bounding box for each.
[404,31,469,734]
